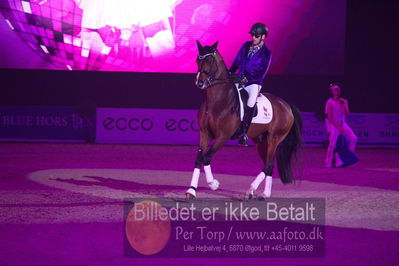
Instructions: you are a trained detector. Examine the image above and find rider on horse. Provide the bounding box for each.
[187,38,301,199]
[229,23,272,146]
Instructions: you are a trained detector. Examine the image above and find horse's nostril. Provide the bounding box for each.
[198,80,204,87]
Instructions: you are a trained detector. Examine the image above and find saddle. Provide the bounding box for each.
[230,83,273,139]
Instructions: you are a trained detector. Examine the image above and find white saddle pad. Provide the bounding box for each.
[252,94,273,124]
[236,84,273,124]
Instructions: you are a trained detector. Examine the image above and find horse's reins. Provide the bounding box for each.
[197,52,232,89]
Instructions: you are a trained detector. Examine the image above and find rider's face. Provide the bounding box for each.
[251,34,264,45]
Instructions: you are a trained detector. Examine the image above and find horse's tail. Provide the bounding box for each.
[276,105,303,184]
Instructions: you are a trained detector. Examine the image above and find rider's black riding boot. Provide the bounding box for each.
[238,106,255,146]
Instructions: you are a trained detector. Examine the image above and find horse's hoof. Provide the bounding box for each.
[185,192,195,200]
[208,179,220,191]
[186,188,196,200]
[244,190,254,200]
[258,193,270,200]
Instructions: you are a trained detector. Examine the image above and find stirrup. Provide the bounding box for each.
[238,135,248,146]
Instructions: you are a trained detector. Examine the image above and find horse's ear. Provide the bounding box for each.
[211,41,219,50]
[196,40,203,51]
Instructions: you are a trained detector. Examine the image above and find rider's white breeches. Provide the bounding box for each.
[244,84,262,108]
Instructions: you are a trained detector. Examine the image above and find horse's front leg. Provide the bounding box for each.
[203,115,241,192]
[202,135,232,191]
[186,135,228,199]
[186,130,211,199]
[203,150,219,191]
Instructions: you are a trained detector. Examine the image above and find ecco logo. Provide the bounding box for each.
[103,117,153,131]
[165,119,199,132]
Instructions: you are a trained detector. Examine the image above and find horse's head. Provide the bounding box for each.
[195,40,226,90]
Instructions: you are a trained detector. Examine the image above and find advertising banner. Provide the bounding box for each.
[96,108,399,146]
[96,108,200,145]
[0,106,94,142]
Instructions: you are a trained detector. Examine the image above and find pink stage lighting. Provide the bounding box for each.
[0,0,345,74]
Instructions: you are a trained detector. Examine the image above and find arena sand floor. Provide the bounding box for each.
[0,143,398,265]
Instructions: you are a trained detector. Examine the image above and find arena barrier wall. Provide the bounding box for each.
[96,108,399,147]
[1,106,398,146]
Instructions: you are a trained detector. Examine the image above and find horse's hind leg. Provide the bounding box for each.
[186,131,211,199]
[245,134,281,199]
[245,139,268,199]
[259,136,283,199]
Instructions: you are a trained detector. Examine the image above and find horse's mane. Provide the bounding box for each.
[213,50,240,115]
[213,50,240,116]
[197,41,239,116]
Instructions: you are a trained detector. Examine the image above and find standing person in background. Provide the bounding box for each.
[325,83,357,167]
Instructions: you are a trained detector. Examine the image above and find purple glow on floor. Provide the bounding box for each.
[0,143,398,265]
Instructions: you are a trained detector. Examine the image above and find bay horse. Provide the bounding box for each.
[186,41,302,199]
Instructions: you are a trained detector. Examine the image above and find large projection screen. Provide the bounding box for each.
[0,0,346,74]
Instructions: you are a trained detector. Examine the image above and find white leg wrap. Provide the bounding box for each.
[250,172,265,190]
[264,176,273,198]
[187,168,201,197]
[204,165,214,183]
[190,168,200,188]
[204,165,219,191]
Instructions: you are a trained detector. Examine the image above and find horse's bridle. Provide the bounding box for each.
[196,52,231,90]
